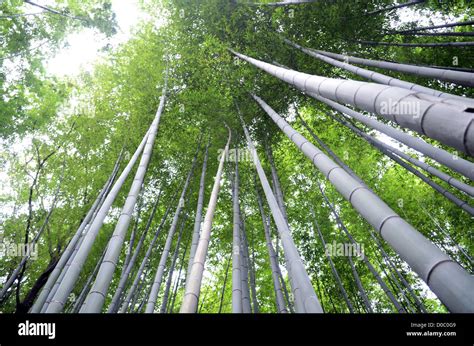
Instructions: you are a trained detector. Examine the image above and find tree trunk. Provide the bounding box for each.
[180,125,231,313]
[2,162,65,305]
[160,211,189,313]
[184,140,210,288]
[328,112,474,214]
[247,222,260,313]
[218,255,232,313]
[146,139,201,313]
[265,139,288,272]
[326,110,473,197]
[33,150,122,313]
[232,50,474,155]
[369,234,426,313]
[15,255,59,314]
[239,213,252,313]
[120,193,143,280]
[284,38,474,107]
[370,245,415,312]
[297,114,365,185]
[419,204,473,267]
[309,206,355,313]
[255,182,288,313]
[45,102,155,313]
[302,101,473,199]
[252,94,474,312]
[240,112,323,313]
[265,141,289,223]
[323,279,339,312]
[368,228,427,312]
[80,79,168,313]
[119,193,176,313]
[231,153,243,313]
[277,259,294,312]
[312,95,474,181]
[346,253,373,313]
[317,182,405,312]
[169,232,192,313]
[71,243,108,313]
[107,188,163,313]
[312,48,474,87]
[313,275,325,313]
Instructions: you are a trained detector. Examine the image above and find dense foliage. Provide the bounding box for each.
[1,0,473,313]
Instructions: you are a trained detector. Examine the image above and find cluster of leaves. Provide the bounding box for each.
[0,0,117,138]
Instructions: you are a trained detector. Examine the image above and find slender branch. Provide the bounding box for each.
[23,0,87,22]
[366,0,424,15]
[355,39,474,47]
[392,20,474,34]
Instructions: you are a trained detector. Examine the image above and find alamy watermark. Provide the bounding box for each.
[0,240,39,260]
[379,99,421,118]
[217,148,252,162]
[325,240,365,260]
[18,321,56,339]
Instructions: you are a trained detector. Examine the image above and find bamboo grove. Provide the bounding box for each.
[0,0,473,314]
